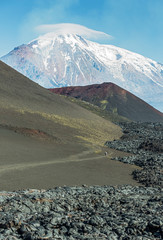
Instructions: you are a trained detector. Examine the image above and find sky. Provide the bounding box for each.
[0,0,163,63]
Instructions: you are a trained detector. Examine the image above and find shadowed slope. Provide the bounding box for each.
[50,82,163,122]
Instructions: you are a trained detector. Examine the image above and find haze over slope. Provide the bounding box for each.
[1,32,163,111]
[50,83,163,123]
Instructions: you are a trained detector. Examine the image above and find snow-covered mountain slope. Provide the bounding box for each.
[1,33,163,111]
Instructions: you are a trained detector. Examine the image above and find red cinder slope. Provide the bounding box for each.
[50,82,163,122]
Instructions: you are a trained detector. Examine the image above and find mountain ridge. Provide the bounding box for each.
[50,82,163,122]
[0,60,121,147]
[1,33,163,111]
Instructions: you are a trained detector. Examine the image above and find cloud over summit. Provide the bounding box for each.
[36,23,112,42]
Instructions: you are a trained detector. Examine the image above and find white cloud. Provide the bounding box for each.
[36,23,113,41]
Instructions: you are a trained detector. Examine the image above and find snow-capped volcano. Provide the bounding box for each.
[1,32,163,111]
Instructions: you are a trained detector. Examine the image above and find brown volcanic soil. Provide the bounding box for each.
[50,82,163,122]
[0,61,122,145]
[0,127,140,191]
[0,61,140,190]
[2,125,55,141]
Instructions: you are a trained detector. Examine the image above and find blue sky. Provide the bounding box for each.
[0,0,163,63]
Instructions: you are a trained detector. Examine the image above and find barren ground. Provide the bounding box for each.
[0,127,140,191]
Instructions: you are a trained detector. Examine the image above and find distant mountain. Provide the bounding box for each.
[1,33,163,111]
[50,82,163,123]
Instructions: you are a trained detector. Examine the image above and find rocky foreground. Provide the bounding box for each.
[105,122,163,188]
[0,185,162,240]
[0,122,162,240]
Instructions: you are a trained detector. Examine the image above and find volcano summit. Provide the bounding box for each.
[1,31,163,111]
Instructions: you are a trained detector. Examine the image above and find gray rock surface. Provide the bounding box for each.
[0,122,162,239]
[0,186,162,239]
[105,122,163,187]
